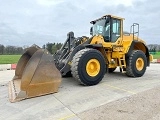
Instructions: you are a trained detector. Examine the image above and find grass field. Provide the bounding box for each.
[0,53,160,64]
[0,55,21,64]
[151,52,160,59]
[152,54,160,59]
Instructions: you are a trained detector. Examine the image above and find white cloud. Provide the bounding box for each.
[0,0,159,46]
[36,0,64,6]
[96,0,134,6]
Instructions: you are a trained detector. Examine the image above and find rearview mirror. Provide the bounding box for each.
[90,27,93,35]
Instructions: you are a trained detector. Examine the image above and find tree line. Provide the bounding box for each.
[42,43,63,54]
[147,44,160,53]
[0,43,63,55]
[0,43,160,55]
[0,44,24,55]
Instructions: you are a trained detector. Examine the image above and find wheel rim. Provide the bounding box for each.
[86,59,100,77]
[136,58,144,71]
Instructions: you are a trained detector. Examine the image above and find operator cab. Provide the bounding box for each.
[90,15,124,43]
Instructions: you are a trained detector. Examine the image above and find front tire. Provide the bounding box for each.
[71,48,106,86]
[126,50,147,77]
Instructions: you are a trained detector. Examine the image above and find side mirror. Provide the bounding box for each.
[90,27,93,35]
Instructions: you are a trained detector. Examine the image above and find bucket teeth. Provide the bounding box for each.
[8,46,61,103]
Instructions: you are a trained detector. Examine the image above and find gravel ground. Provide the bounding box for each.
[0,64,160,120]
[78,86,160,120]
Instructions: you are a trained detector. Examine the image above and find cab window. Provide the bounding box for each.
[111,19,121,42]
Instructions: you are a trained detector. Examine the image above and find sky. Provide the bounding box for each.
[0,0,159,47]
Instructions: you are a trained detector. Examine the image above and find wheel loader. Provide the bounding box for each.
[8,14,153,102]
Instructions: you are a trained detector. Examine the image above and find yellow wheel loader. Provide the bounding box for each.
[8,14,153,102]
[54,15,152,85]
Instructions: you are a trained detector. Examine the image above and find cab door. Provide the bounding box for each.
[111,18,121,43]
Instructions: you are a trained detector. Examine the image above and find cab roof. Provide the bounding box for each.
[90,14,125,24]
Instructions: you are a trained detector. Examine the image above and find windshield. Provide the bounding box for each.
[92,19,110,36]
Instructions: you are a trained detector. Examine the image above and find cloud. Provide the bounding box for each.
[0,0,159,46]
[36,0,64,6]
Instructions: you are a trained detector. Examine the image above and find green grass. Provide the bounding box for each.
[152,54,160,59]
[0,55,21,64]
[150,52,160,59]
[0,52,159,64]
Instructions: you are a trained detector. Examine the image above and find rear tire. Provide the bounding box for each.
[126,50,147,77]
[71,48,106,86]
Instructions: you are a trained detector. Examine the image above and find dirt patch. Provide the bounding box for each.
[78,86,160,120]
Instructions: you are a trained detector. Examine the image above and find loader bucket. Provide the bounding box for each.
[8,46,61,102]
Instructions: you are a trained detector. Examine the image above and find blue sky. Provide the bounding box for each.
[0,0,159,47]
